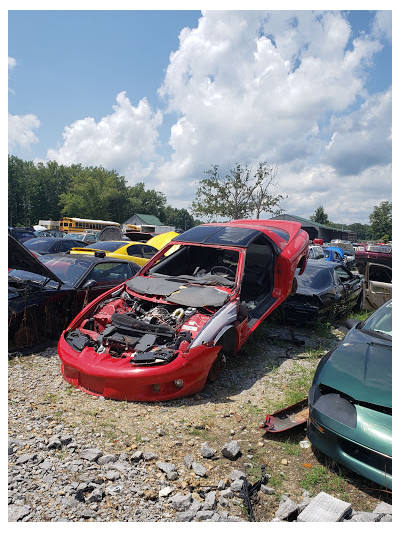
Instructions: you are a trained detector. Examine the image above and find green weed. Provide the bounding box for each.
[300,464,349,500]
[282,439,301,456]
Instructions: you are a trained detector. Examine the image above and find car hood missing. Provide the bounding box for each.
[8,234,63,285]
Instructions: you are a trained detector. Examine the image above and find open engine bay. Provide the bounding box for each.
[65,286,221,365]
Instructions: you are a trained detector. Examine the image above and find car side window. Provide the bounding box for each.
[335,266,352,283]
[126,245,142,257]
[141,245,157,259]
[88,262,133,285]
[59,240,75,252]
[369,265,392,283]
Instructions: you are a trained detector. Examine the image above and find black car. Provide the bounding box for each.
[34,229,65,238]
[8,226,37,243]
[24,237,86,255]
[8,235,140,353]
[280,259,363,324]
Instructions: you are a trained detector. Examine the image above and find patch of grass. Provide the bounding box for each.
[310,320,334,338]
[56,449,68,460]
[304,347,326,360]
[246,404,265,417]
[348,309,373,322]
[43,393,59,403]
[282,439,301,456]
[82,409,99,417]
[300,464,350,500]
[65,384,76,395]
[268,472,285,488]
[270,363,314,411]
[103,428,118,441]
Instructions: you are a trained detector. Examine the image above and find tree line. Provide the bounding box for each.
[8,156,200,230]
[9,155,391,242]
[310,203,392,242]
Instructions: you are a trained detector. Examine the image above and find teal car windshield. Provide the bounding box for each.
[362,300,392,338]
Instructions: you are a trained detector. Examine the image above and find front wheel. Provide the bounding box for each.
[207,352,227,382]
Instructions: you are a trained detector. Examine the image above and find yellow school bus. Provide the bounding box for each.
[59,217,120,234]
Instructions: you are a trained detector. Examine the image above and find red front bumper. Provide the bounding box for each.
[58,333,220,402]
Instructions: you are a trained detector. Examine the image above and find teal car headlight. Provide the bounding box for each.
[311,387,357,428]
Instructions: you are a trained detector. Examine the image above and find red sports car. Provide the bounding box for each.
[58,220,309,401]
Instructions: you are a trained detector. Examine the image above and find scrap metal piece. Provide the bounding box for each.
[259,399,309,433]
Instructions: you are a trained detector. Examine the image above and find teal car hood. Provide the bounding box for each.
[318,328,392,408]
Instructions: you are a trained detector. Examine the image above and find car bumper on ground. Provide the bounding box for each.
[58,334,221,402]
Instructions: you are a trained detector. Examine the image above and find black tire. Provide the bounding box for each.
[207,352,227,382]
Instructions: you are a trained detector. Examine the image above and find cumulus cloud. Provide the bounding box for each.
[324,89,392,175]
[372,10,392,41]
[153,10,390,221]
[8,57,17,70]
[47,92,163,182]
[42,11,390,222]
[277,161,392,224]
[8,113,40,152]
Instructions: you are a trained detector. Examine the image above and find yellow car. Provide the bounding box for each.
[69,241,158,267]
[146,231,180,256]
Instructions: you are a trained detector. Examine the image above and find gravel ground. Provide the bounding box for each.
[8,320,392,522]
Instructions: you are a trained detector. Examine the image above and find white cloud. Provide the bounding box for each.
[277,161,392,224]
[8,113,40,152]
[47,92,163,182]
[42,11,391,223]
[372,10,392,41]
[8,57,17,70]
[324,89,392,175]
[153,10,390,222]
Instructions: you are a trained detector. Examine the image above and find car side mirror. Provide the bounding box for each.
[82,279,97,289]
[345,318,361,330]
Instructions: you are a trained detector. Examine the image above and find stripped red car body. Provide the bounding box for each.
[58,220,309,401]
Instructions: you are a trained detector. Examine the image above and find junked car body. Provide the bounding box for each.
[330,240,356,268]
[308,245,325,260]
[8,235,139,353]
[24,237,86,255]
[280,260,363,325]
[323,246,345,265]
[57,219,309,402]
[308,300,392,489]
[361,262,392,311]
[355,244,392,269]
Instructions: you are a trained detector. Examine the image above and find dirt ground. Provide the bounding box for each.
[8,314,392,521]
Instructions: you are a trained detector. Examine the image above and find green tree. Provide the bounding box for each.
[163,206,196,230]
[369,201,392,241]
[59,166,131,222]
[8,155,37,226]
[191,162,284,220]
[310,206,330,225]
[126,183,167,221]
[345,223,371,241]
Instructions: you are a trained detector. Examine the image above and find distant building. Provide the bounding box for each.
[124,214,164,227]
[38,220,60,230]
[123,214,175,235]
[271,214,357,243]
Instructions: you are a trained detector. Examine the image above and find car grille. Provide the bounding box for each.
[339,438,392,475]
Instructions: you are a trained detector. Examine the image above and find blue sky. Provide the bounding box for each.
[8,7,392,224]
